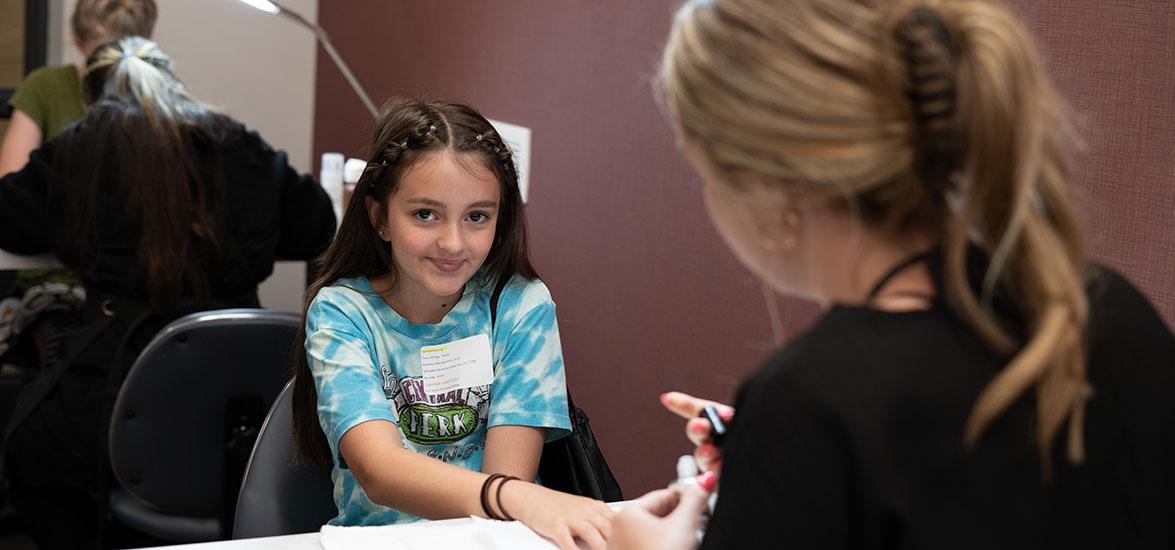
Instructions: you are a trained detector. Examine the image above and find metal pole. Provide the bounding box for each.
[273,2,380,120]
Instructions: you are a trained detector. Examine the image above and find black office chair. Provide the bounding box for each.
[233,380,336,539]
[108,308,302,543]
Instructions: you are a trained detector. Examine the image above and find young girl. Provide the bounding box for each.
[293,99,614,550]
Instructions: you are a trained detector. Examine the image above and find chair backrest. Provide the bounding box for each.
[233,380,336,539]
[109,308,302,518]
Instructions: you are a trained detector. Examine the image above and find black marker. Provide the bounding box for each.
[699,404,728,447]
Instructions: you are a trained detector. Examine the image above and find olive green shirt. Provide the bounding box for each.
[8,64,86,141]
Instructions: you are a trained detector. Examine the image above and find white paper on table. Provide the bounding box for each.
[319,517,557,550]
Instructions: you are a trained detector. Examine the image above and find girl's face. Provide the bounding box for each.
[370,150,501,302]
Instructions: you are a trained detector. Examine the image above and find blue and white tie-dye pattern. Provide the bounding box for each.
[305,273,571,526]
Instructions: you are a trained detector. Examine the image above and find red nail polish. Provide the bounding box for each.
[697,471,717,492]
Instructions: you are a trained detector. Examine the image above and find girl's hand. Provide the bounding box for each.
[660,392,735,477]
[608,486,712,550]
[501,481,616,550]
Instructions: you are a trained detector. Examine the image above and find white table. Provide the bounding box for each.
[140,502,630,550]
[140,515,533,550]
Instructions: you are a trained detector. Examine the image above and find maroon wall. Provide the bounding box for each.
[314,1,1174,496]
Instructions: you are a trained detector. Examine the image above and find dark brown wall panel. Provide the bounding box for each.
[314,1,1174,496]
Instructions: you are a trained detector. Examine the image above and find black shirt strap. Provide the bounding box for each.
[865,250,937,304]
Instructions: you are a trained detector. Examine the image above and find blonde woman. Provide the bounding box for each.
[611,0,1174,548]
[0,0,157,176]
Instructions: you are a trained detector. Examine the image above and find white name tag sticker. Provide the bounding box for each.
[420,334,494,395]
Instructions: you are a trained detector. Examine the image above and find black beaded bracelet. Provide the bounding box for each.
[494,475,521,521]
[480,473,508,520]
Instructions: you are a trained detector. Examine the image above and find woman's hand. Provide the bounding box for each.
[660,392,735,477]
[500,481,616,550]
[608,486,712,550]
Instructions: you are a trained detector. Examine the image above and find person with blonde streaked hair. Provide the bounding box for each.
[609,0,1174,548]
[0,37,334,548]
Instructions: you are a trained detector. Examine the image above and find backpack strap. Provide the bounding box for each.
[489,274,510,329]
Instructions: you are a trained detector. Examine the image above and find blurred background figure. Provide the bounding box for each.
[0,37,335,548]
[0,0,157,177]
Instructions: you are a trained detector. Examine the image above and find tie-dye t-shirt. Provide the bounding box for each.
[305,273,571,526]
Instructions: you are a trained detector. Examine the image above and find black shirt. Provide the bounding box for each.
[0,121,335,305]
[702,265,1174,549]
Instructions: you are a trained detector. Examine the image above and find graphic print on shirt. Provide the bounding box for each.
[382,364,490,445]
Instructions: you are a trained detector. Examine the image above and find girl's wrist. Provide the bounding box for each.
[480,473,522,520]
[497,477,541,522]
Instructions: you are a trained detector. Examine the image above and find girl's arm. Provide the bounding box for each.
[340,420,614,550]
[339,420,488,519]
[481,294,572,480]
[482,425,544,480]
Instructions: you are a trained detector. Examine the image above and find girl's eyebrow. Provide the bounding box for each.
[404,197,499,209]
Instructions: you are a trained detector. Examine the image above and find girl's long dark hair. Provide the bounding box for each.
[57,36,233,310]
[292,99,536,466]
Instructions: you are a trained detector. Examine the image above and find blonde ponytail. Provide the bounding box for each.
[938,0,1090,466]
[660,0,1091,468]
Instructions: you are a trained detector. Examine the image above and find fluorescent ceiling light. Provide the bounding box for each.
[237,0,280,15]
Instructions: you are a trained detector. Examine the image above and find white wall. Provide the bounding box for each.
[50,0,321,311]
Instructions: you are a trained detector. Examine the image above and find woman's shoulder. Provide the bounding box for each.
[1085,263,1161,316]
[15,64,76,91]
[1084,263,1173,359]
[9,65,79,124]
[749,306,967,407]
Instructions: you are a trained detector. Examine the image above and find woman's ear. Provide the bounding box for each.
[738,177,801,253]
[365,196,387,241]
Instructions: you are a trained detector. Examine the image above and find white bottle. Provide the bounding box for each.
[320,152,345,226]
[343,157,366,189]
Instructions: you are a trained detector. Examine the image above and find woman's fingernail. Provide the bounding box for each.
[698,444,715,457]
[690,421,708,435]
[697,471,717,492]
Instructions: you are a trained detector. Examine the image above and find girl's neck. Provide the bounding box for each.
[371,275,464,325]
